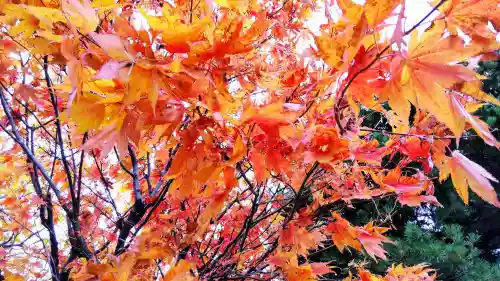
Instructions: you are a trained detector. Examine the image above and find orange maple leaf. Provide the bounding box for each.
[435,0,500,43]
[437,151,500,207]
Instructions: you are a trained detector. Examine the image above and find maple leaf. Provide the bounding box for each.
[364,0,403,28]
[215,0,248,13]
[346,45,389,112]
[147,10,210,54]
[125,66,157,106]
[91,33,132,61]
[314,4,368,70]
[389,21,487,137]
[378,167,426,194]
[280,223,324,256]
[325,213,362,253]
[381,69,411,133]
[306,126,350,164]
[62,95,106,133]
[435,0,500,43]
[62,0,98,33]
[357,222,392,260]
[437,151,500,207]
[386,264,437,281]
[269,250,331,281]
[351,139,387,165]
[226,134,246,165]
[398,194,442,207]
[163,260,194,281]
[449,94,500,147]
[453,80,500,107]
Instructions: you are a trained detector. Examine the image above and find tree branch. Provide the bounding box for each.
[40,199,60,281]
[44,56,76,213]
[128,144,143,202]
[76,133,88,213]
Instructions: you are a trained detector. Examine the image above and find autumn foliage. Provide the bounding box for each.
[1,0,500,281]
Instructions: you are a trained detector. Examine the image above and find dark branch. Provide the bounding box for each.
[128,144,143,201]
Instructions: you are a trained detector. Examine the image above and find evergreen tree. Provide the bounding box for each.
[380,224,500,281]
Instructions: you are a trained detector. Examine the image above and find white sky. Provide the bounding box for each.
[306,0,434,36]
[292,1,434,55]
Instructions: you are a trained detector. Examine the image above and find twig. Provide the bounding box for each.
[145,152,153,195]
[114,146,133,176]
[44,55,76,210]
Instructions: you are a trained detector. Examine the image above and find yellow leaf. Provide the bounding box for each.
[164,260,194,281]
[4,272,24,281]
[138,246,174,260]
[91,33,131,61]
[24,5,66,30]
[226,134,246,165]
[155,17,210,53]
[450,95,499,148]
[166,147,189,179]
[125,66,151,106]
[26,37,58,54]
[314,32,345,69]
[169,57,182,73]
[337,0,363,23]
[3,5,38,38]
[408,22,484,65]
[66,96,106,133]
[149,70,159,111]
[9,20,37,39]
[397,22,482,137]
[239,11,272,43]
[95,94,124,104]
[447,151,500,207]
[215,0,247,13]
[259,75,281,91]
[364,0,402,28]
[384,77,410,133]
[434,153,451,182]
[116,252,137,281]
[314,11,367,70]
[63,0,99,33]
[450,160,469,204]
[436,0,500,42]
[92,0,117,8]
[38,30,64,42]
[194,164,219,184]
[457,80,500,107]
[465,102,485,114]
[86,262,115,275]
[466,115,500,148]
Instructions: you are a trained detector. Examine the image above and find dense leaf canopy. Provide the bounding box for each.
[1,1,500,281]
